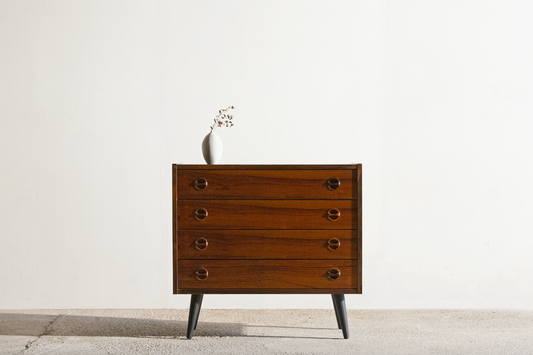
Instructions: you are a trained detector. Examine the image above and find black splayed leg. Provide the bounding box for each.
[187,294,204,339]
[332,294,349,339]
[331,294,342,329]
[193,294,204,330]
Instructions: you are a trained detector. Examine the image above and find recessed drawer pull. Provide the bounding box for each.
[327,238,341,251]
[193,178,208,190]
[327,268,341,280]
[195,268,209,280]
[326,208,341,221]
[327,177,341,190]
[194,238,209,250]
[194,208,209,221]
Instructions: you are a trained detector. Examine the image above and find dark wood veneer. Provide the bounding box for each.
[177,230,357,260]
[175,164,360,170]
[177,200,356,230]
[178,260,357,290]
[177,169,356,200]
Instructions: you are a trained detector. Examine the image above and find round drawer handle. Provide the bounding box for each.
[194,208,208,221]
[194,238,209,250]
[327,238,341,251]
[327,177,341,190]
[327,268,341,280]
[326,208,341,221]
[193,178,208,190]
[195,267,209,280]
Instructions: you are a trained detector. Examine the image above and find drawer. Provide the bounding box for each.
[177,200,356,230]
[178,230,357,260]
[177,170,356,200]
[177,260,357,292]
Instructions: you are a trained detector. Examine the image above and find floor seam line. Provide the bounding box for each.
[19,313,62,354]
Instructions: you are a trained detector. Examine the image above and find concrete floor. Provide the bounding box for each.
[1,309,533,354]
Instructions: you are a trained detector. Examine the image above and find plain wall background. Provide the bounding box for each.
[1,0,533,309]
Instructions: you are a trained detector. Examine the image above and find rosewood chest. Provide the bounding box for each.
[172,164,362,339]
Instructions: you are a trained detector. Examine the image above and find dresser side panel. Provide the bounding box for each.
[356,164,362,293]
[172,164,179,294]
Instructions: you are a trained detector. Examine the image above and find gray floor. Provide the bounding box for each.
[1,309,533,354]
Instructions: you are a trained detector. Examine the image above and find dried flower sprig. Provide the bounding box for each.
[210,106,235,131]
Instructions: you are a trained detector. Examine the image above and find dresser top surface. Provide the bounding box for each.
[173,164,361,170]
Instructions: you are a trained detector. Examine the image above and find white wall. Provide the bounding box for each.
[1,0,533,309]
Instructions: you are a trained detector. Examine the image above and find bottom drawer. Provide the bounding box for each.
[177,260,358,293]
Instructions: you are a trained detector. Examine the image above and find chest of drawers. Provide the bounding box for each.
[172,164,362,339]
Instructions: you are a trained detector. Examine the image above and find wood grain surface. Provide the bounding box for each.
[177,169,356,200]
[172,164,362,295]
[178,260,357,291]
[178,230,357,260]
[177,200,356,230]
[175,164,360,170]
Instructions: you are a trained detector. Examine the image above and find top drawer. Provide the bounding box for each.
[176,169,356,200]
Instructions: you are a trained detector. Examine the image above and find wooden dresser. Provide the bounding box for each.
[172,164,362,339]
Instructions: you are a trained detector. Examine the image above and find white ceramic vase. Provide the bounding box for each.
[202,131,223,164]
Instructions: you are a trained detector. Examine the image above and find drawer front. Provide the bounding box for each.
[177,200,356,230]
[177,170,356,200]
[178,230,357,260]
[177,260,357,291]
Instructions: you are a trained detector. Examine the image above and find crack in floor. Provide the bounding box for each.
[20,314,62,353]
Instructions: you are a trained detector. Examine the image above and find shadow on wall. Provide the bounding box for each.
[0,313,244,338]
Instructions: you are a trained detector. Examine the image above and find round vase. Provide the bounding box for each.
[202,131,223,164]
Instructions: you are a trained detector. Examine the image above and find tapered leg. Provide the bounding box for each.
[332,294,349,339]
[331,294,342,329]
[187,294,204,339]
[193,294,204,330]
